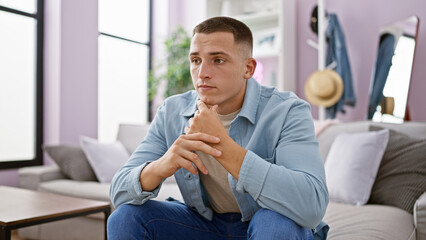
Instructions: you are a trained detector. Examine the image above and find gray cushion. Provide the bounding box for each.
[44,145,98,181]
[324,202,415,240]
[368,126,426,213]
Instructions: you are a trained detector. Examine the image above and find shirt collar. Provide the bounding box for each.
[180,92,198,117]
[180,78,261,124]
[238,78,260,125]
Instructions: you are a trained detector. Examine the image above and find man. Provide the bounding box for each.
[108,17,329,240]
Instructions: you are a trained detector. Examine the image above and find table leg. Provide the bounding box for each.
[104,209,111,240]
[0,227,11,240]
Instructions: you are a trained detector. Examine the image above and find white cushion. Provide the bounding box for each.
[80,136,129,183]
[39,179,111,202]
[325,129,389,205]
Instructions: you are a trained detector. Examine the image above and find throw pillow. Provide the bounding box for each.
[80,136,130,183]
[325,129,389,205]
[43,145,98,181]
[368,126,426,213]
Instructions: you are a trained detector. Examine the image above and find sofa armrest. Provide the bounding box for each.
[415,192,426,240]
[18,165,67,190]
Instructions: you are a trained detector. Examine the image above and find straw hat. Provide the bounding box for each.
[304,69,344,107]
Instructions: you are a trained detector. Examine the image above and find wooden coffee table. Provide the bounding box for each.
[0,186,110,240]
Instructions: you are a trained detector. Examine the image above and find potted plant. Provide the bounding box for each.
[149,26,193,107]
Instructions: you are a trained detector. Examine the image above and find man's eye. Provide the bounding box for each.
[215,59,225,64]
[191,58,201,64]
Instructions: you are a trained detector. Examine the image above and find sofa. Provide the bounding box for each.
[318,121,426,240]
[17,124,183,240]
[18,121,426,240]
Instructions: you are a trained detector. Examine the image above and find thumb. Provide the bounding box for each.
[211,105,219,113]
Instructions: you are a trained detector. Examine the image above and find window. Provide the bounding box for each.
[98,0,151,142]
[0,0,43,169]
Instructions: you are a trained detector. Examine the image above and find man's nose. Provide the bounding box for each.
[198,61,212,79]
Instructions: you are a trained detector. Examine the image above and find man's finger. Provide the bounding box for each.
[179,134,222,157]
[179,149,208,174]
[177,158,198,175]
[197,100,209,112]
[182,132,220,143]
[180,150,208,175]
[192,155,208,175]
[211,105,219,113]
[189,140,222,158]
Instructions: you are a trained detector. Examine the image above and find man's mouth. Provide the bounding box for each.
[197,85,215,90]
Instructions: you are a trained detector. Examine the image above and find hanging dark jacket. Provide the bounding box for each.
[325,14,356,118]
[367,33,395,119]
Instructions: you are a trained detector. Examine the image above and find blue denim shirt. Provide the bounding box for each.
[110,78,329,234]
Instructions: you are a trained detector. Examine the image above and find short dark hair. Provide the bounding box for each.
[193,16,253,55]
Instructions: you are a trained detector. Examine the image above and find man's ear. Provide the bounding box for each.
[243,58,257,80]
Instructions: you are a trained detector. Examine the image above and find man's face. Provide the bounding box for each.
[189,32,255,115]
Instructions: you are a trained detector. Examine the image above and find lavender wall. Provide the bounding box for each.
[0,170,18,187]
[59,0,98,144]
[297,0,426,121]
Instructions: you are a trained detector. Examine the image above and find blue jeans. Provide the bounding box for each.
[107,200,313,240]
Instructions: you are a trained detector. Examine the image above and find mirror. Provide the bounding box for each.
[367,16,419,123]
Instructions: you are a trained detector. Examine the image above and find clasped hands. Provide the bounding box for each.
[141,101,245,192]
[185,100,228,142]
[165,100,229,177]
[182,100,246,179]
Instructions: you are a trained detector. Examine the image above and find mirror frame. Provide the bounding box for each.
[368,16,420,123]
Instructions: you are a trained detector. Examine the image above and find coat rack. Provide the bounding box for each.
[307,0,327,121]
[317,0,327,121]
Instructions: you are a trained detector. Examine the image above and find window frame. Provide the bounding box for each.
[0,0,44,169]
[97,0,152,136]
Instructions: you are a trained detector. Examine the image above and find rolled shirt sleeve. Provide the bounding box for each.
[236,101,329,229]
[110,104,169,209]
